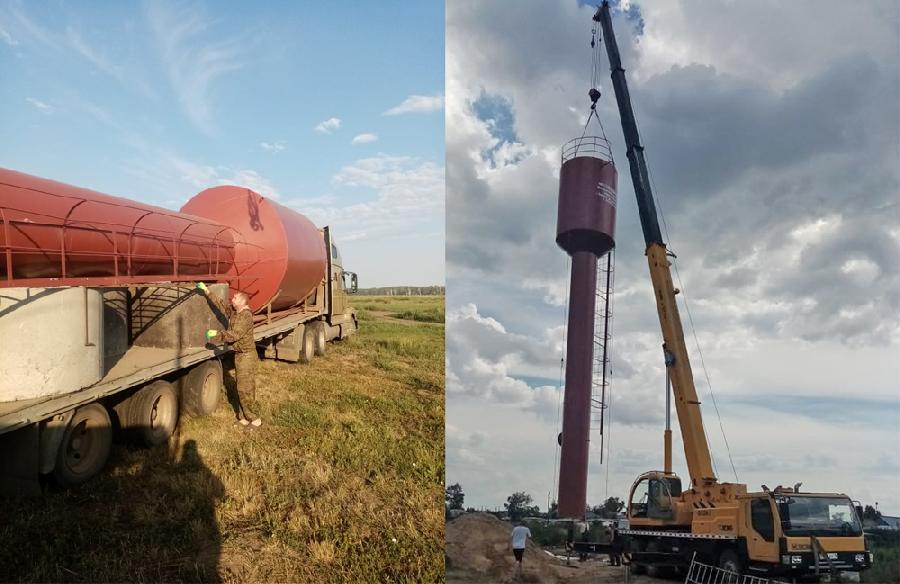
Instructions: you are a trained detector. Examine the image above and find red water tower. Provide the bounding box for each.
[556,136,618,519]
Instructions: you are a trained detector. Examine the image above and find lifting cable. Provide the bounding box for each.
[551,254,571,506]
[586,13,619,505]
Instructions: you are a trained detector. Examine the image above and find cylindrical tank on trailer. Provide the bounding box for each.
[0,168,236,284]
[181,186,327,313]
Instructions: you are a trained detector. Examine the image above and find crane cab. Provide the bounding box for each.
[627,471,692,527]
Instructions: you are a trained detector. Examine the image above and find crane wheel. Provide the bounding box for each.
[52,403,112,487]
[629,540,647,575]
[645,541,663,577]
[298,325,315,364]
[312,321,327,356]
[717,548,743,579]
[181,360,223,417]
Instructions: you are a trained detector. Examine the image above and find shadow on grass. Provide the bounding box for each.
[0,438,224,583]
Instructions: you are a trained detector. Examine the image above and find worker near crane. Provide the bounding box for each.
[197,283,262,430]
[608,522,622,566]
[508,522,532,578]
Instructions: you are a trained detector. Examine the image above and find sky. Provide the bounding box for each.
[0,1,444,287]
[446,0,900,515]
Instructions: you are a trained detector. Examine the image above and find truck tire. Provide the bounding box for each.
[645,540,662,577]
[629,539,646,575]
[298,325,315,364]
[124,381,179,447]
[718,548,743,579]
[52,403,112,487]
[181,360,223,417]
[312,321,327,356]
[646,540,675,578]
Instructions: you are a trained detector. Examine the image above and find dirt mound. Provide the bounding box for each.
[445,513,573,583]
[445,513,659,584]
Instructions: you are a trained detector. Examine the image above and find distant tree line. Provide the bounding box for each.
[357,286,445,296]
[444,483,625,521]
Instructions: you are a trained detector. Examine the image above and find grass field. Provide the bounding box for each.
[0,295,445,583]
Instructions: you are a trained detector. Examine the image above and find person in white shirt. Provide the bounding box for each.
[509,523,532,576]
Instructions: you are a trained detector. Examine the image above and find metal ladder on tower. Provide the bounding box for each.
[590,249,615,463]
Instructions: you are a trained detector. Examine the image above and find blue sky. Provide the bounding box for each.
[0,1,444,287]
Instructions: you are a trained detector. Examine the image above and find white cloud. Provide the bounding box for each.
[0,5,153,95]
[25,97,53,114]
[121,151,281,208]
[383,94,444,115]
[0,3,60,50]
[351,133,378,145]
[0,25,18,46]
[145,1,248,133]
[259,141,286,153]
[287,153,443,243]
[216,169,281,201]
[315,117,341,134]
[64,27,155,97]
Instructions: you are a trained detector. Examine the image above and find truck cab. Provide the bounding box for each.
[740,492,871,575]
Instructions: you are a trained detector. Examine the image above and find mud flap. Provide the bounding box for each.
[270,324,305,362]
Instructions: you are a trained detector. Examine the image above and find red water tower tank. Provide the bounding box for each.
[555,136,618,519]
[181,186,327,313]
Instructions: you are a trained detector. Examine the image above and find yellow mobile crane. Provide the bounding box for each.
[594,2,872,578]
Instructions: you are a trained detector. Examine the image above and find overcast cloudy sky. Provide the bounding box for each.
[0,1,444,287]
[446,0,900,515]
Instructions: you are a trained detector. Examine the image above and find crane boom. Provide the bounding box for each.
[594,1,716,487]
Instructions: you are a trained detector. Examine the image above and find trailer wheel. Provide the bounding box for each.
[312,321,326,356]
[298,325,315,364]
[181,360,223,417]
[53,403,112,487]
[126,381,179,447]
[717,548,743,579]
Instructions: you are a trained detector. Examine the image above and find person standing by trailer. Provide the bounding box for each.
[509,522,532,578]
[197,283,262,429]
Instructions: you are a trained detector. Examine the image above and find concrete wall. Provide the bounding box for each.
[0,287,104,401]
[131,284,228,350]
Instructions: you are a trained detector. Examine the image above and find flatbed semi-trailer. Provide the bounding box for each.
[0,169,358,491]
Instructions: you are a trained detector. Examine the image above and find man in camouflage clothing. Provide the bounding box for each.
[197,283,261,429]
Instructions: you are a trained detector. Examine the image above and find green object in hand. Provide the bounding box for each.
[196,282,209,293]
[205,329,218,340]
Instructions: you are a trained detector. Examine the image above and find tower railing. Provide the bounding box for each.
[561,135,613,163]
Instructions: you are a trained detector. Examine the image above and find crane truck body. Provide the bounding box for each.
[592,2,871,578]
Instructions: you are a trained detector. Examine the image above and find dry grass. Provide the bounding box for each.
[0,296,445,583]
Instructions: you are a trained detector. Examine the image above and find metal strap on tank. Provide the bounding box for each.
[1,207,12,280]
